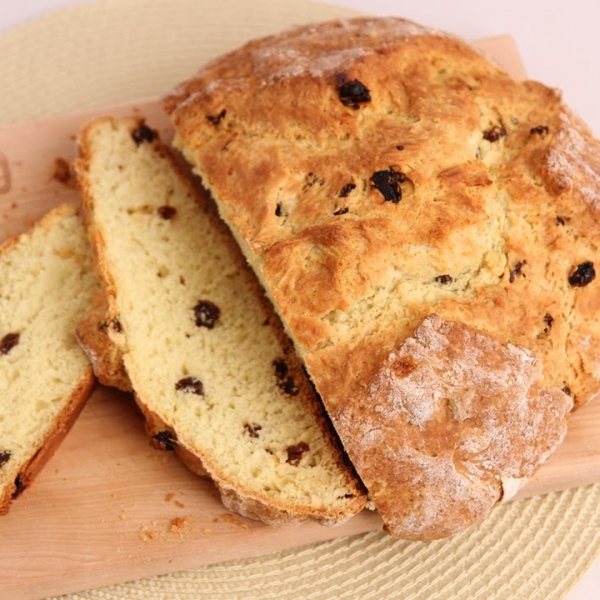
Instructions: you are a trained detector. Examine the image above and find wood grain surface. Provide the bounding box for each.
[1,36,599,600]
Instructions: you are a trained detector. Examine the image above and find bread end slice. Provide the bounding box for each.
[0,204,97,514]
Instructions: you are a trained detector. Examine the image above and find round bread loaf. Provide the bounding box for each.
[163,17,597,539]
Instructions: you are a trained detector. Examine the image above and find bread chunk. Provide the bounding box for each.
[76,289,132,392]
[342,314,571,539]
[163,17,595,538]
[73,117,366,526]
[0,204,97,513]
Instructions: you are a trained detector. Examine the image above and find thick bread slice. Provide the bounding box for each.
[0,204,97,514]
[163,17,587,539]
[73,116,366,526]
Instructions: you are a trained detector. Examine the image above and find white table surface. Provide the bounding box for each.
[1,1,599,598]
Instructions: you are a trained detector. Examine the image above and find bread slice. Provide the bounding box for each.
[73,116,366,525]
[163,17,589,539]
[0,203,97,514]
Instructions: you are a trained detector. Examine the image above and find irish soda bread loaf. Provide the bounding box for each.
[74,116,366,525]
[163,17,596,539]
[0,204,97,514]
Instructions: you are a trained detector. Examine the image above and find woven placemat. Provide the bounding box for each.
[2,1,600,598]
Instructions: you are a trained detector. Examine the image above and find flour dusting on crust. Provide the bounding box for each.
[343,315,572,539]
[545,109,600,210]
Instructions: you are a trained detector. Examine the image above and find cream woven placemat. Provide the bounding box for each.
[2,1,600,598]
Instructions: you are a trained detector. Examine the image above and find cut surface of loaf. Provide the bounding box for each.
[163,17,592,539]
[74,116,366,525]
[0,204,97,514]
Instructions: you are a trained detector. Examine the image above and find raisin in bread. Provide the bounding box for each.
[163,17,593,539]
[0,204,97,514]
[73,116,366,525]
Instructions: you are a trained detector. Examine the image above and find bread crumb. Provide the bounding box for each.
[175,500,185,508]
[169,516,191,536]
[201,528,212,535]
[216,513,251,529]
[0,152,10,194]
[165,492,175,502]
[52,157,76,187]
[139,525,160,541]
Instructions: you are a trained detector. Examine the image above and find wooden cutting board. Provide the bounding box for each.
[1,36,599,600]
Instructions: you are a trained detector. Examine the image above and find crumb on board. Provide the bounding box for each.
[0,151,10,194]
[138,516,194,541]
[139,525,159,541]
[215,513,251,529]
[169,516,191,537]
[164,492,186,508]
[51,157,76,188]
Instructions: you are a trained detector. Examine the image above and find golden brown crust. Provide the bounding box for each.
[165,17,600,409]
[165,16,599,538]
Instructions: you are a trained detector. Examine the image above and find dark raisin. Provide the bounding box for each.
[530,125,549,136]
[0,451,10,467]
[371,168,406,203]
[562,385,572,396]
[175,376,204,395]
[157,205,177,220]
[509,260,527,283]
[396,145,405,151]
[483,125,507,142]
[273,359,288,380]
[543,313,554,332]
[98,318,121,333]
[338,79,371,109]
[279,377,299,396]
[286,442,310,466]
[151,430,177,451]
[193,300,221,328]
[244,423,262,438]
[273,360,298,394]
[132,124,156,145]
[1,332,19,355]
[568,261,596,287]
[556,216,567,226]
[338,183,356,198]
[206,109,226,126]
[275,203,283,217]
[333,207,349,216]
[11,476,24,499]
[435,274,453,285]
[304,172,324,188]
